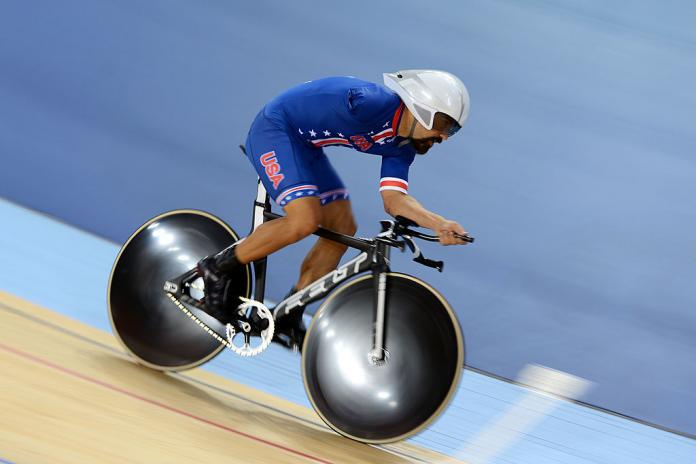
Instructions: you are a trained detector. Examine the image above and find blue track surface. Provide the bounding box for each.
[1,0,695,437]
[2,198,694,462]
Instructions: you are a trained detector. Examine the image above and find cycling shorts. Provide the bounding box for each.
[244,110,349,208]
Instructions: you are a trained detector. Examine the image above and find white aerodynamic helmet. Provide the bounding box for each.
[383,69,470,135]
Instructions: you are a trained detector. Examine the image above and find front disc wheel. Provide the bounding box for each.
[301,273,464,443]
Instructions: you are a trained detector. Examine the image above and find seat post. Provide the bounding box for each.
[239,145,271,303]
[250,179,271,302]
[239,144,271,233]
[251,177,270,233]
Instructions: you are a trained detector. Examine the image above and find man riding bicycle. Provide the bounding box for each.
[196,69,472,347]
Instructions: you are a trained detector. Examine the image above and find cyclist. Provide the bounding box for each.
[197,69,472,347]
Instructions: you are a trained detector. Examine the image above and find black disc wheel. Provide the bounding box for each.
[302,273,464,443]
[107,210,250,371]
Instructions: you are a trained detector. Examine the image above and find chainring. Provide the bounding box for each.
[225,297,275,357]
[166,294,274,357]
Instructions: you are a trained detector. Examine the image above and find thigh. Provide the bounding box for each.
[245,112,321,207]
[283,195,321,223]
[319,199,356,234]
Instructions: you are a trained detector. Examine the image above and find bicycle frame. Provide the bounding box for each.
[249,178,393,360]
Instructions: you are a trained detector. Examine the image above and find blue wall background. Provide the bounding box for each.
[1,0,695,434]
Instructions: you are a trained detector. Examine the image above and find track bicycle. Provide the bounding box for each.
[108,164,474,443]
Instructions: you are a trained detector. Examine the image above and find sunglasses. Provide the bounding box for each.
[445,122,462,138]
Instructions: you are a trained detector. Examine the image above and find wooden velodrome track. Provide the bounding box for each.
[0,291,463,464]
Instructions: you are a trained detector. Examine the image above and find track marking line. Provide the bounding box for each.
[0,341,335,464]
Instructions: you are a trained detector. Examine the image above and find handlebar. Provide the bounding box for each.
[377,216,475,272]
[406,227,474,244]
[391,216,475,244]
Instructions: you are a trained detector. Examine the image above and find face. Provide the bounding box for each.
[410,127,450,155]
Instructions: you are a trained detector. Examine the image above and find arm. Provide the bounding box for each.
[378,152,468,245]
[381,190,469,245]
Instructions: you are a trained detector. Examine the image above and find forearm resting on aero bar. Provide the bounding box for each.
[381,190,445,232]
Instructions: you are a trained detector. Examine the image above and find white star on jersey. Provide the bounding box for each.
[309,129,317,137]
[323,130,331,136]
[338,132,344,138]
[298,128,303,135]
[383,121,390,128]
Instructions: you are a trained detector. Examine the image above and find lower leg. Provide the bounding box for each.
[274,234,349,351]
[294,199,357,290]
[295,238,348,289]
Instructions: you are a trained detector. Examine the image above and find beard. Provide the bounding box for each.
[411,137,442,155]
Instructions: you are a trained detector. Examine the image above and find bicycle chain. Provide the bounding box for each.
[165,293,274,357]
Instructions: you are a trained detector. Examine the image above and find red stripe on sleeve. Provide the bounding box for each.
[380,180,408,190]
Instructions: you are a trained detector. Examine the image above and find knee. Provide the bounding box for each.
[337,214,357,237]
[321,203,357,236]
[286,211,320,242]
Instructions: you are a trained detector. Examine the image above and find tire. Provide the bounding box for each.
[302,272,464,443]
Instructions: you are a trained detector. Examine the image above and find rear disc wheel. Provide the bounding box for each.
[107,209,251,371]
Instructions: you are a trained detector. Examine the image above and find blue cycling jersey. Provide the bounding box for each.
[245,76,416,207]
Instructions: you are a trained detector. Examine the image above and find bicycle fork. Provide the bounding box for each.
[369,239,391,366]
